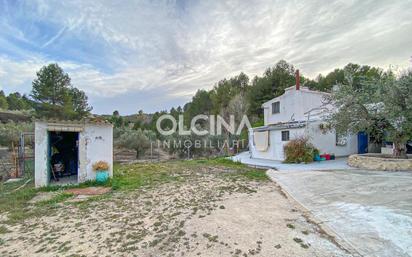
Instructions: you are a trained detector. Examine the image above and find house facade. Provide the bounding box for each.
[34,119,113,187]
[249,72,358,161]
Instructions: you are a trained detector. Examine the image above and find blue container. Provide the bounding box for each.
[96,170,109,183]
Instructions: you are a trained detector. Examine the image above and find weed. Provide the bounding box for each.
[0,225,11,234]
[293,237,303,243]
[202,233,218,242]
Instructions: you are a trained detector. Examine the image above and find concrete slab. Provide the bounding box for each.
[65,187,111,195]
[28,191,58,204]
[4,178,24,183]
[49,175,78,186]
[231,151,354,171]
[267,168,412,257]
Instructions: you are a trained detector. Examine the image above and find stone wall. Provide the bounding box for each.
[348,154,412,171]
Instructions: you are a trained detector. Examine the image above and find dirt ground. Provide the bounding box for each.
[114,147,173,164]
[0,163,354,257]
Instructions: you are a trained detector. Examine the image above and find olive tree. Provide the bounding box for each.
[117,128,156,158]
[379,71,412,156]
[328,70,412,157]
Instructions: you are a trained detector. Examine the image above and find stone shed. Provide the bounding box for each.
[34,119,113,187]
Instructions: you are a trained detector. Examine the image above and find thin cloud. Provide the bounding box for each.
[41,26,67,48]
[0,0,411,114]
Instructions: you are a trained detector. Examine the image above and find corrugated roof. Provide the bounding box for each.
[252,120,306,132]
[35,117,112,126]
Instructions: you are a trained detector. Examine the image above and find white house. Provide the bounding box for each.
[249,71,358,161]
[34,119,113,187]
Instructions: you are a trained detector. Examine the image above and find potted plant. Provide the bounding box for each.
[93,161,110,183]
[313,148,321,161]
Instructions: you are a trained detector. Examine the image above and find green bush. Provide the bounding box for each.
[116,128,156,158]
[0,122,33,147]
[283,137,318,164]
[252,120,264,128]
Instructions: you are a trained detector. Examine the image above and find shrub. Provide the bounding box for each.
[252,120,264,128]
[116,128,156,158]
[92,161,110,171]
[283,137,318,163]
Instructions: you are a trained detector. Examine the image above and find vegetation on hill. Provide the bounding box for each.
[111,61,387,130]
[106,60,401,158]
[1,60,408,155]
[0,91,32,112]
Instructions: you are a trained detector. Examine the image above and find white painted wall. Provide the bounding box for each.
[262,86,330,125]
[35,121,113,187]
[249,127,306,161]
[34,122,49,187]
[81,124,113,182]
[249,85,357,161]
[249,122,358,161]
[306,121,358,157]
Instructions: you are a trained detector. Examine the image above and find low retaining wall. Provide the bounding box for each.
[348,154,412,171]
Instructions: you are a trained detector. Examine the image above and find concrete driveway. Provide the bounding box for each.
[231,151,353,170]
[268,168,412,257]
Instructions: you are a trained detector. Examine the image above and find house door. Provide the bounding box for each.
[357,132,368,154]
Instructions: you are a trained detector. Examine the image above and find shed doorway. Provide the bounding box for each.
[48,131,79,185]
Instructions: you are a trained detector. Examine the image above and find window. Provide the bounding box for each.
[281,131,289,141]
[336,133,347,146]
[272,101,280,114]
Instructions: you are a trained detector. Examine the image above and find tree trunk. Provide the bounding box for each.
[393,140,407,159]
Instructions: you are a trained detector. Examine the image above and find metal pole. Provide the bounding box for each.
[20,133,25,176]
[150,141,153,162]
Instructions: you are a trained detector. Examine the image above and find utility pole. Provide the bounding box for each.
[150,141,153,162]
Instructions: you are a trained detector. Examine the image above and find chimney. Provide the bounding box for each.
[295,69,300,90]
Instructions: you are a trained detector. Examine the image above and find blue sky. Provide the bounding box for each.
[0,0,411,114]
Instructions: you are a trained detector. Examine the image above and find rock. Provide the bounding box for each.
[348,154,412,171]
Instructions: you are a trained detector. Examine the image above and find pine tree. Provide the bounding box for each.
[31,63,92,119]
